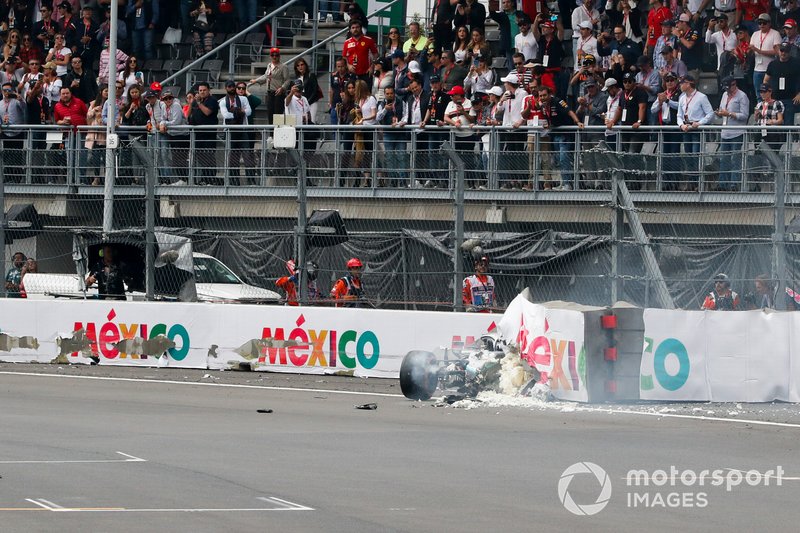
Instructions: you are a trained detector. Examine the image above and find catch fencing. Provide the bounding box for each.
[1,124,798,311]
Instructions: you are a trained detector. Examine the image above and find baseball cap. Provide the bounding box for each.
[542,20,555,29]
[447,85,465,96]
[144,90,157,98]
[488,86,504,96]
[269,47,280,55]
[161,90,174,99]
[678,13,691,22]
[578,21,593,30]
[785,18,797,28]
[661,19,675,26]
[680,74,696,83]
[150,81,162,92]
[758,13,771,22]
[225,79,236,87]
[622,71,636,81]
[663,71,678,81]
[500,72,519,84]
[734,25,750,33]
[430,74,441,83]
[759,83,771,92]
[660,45,674,54]
[780,42,792,52]
[601,78,618,91]
[293,79,304,87]
[408,60,422,74]
[43,61,56,70]
[720,75,735,88]
[584,79,598,87]
[582,54,596,64]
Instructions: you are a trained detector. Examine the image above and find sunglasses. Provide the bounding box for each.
[236,86,246,89]
[758,21,769,25]
[270,53,280,57]
[163,96,174,100]
[29,62,39,65]
[513,62,523,66]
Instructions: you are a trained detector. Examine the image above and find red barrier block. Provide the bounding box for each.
[604,347,618,361]
[605,380,617,394]
[600,314,618,329]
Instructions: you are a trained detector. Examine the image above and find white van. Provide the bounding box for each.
[19,253,281,304]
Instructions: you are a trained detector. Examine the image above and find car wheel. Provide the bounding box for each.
[399,350,439,401]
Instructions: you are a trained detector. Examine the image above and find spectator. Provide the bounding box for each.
[32,5,57,55]
[490,0,525,67]
[672,14,702,80]
[469,91,496,187]
[732,25,755,103]
[102,80,124,125]
[453,25,471,64]
[329,57,354,125]
[4,252,26,297]
[41,62,62,111]
[516,14,539,62]
[576,78,607,128]
[677,75,714,191]
[25,72,51,184]
[0,57,22,86]
[764,42,800,126]
[462,255,495,312]
[384,26,402,57]
[745,273,778,309]
[126,0,159,62]
[18,34,43,67]
[715,76,749,191]
[250,47,291,124]
[64,55,97,104]
[343,20,377,84]
[330,257,364,308]
[45,33,71,79]
[714,0,737,26]
[283,79,310,124]
[606,0,643,47]
[706,15,738,70]
[117,55,143,104]
[635,55,660,121]
[658,45,689,80]
[158,89,189,185]
[402,21,429,55]
[336,80,357,186]
[342,1,367,27]
[532,16,564,91]
[572,0,600,35]
[431,0,457,53]
[187,81,219,184]
[569,53,601,101]
[440,50,467,92]
[499,72,527,189]
[574,20,598,66]
[783,19,800,58]
[420,74,450,187]
[735,0,768,33]
[376,85,407,186]
[293,56,321,121]
[454,0,486,34]
[86,245,127,300]
[21,258,38,281]
[85,84,107,185]
[371,56,393,102]
[55,1,78,48]
[97,37,128,87]
[98,3,129,47]
[511,53,534,87]
[144,87,167,177]
[444,85,476,176]
[653,20,677,71]
[468,27,491,62]
[754,83,786,151]
[216,0,236,33]
[119,85,148,184]
[3,29,22,60]
[352,79,377,186]
[650,71,682,189]
[0,81,26,182]
[235,0,258,28]
[399,76,427,132]
[182,89,194,118]
[390,49,409,97]
[646,0,673,56]
[536,84,583,190]
[701,273,740,310]
[602,77,622,134]
[75,6,100,67]
[464,55,494,97]
[190,0,215,58]
[750,12,781,96]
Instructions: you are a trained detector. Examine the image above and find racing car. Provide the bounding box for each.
[399,334,542,401]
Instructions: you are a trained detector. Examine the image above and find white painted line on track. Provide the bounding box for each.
[0,451,147,465]
[589,407,800,429]
[25,499,55,510]
[258,496,315,511]
[0,371,404,398]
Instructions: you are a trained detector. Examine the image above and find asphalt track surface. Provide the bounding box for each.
[2,364,800,532]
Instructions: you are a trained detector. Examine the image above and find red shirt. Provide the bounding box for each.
[647,6,672,48]
[343,35,377,76]
[54,96,88,130]
[276,276,299,306]
[736,0,769,22]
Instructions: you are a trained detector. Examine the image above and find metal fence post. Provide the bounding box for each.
[762,141,787,310]
[611,169,623,305]
[442,142,465,312]
[288,149,308,303]
[0,154,5,298]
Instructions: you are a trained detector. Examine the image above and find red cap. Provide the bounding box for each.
[447,85,465,96]
[542,21,555,29]
[270,47,280,55]
[784,18,797,28]
[150,81,162,92]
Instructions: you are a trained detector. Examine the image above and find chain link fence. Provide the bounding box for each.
[2,124,798,310]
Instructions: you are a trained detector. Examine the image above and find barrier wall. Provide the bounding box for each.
[0,300,496,377]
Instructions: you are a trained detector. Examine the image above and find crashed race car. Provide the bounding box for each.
[399,334,545,401]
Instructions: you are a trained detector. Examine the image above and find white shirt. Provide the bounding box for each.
[751,28,782,72]
[676,89,715,126]
[705,29,737,69]
[218,93,252,125]
[444,99,473,136]
[409,93,423,124]
[717,87,750,139]
[501,87,528,126]
[49,46,72,77]
[574,34,598,66]
[514,31,539,61]
[359,95,378,125]
[285,94,311,124]
[571,4,599,32]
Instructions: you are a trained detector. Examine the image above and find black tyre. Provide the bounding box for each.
[399,350,439,400]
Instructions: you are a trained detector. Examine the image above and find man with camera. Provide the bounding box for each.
[187,81,219,185]
[220,79,252,185]
[0,81,26,182]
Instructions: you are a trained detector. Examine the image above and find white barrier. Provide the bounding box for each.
[0,300,497,377]
[640,309,800,402]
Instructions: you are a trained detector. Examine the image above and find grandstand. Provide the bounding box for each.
[2,0,800,311]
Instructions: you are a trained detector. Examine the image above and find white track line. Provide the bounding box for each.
[0,451,147,465]
[25,499,55,510]
[258,496,315,511]
[0,371,404,398]
[589,408,800,429]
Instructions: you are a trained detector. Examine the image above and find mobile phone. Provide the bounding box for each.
[550,14,558,21]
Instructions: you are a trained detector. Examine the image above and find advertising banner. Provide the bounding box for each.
[0,300,496,377]
[641,309,796,402]
[498,295,588,402]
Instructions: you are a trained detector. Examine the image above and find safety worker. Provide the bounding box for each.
[330,257,364,307]
[701,273,740,311]
[462,255,495,312]
[275,259,320,306]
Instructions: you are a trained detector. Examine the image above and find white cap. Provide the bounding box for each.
[488,86,504,96]
[500,72,519,85]
[601,78,618,91]
[578,21,593,30]
[408,60,422,74]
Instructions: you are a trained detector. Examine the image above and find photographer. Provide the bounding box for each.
[0,80,26,182]
[0,55,23,86]
[187,81,219,185]
[701,273,741,311]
